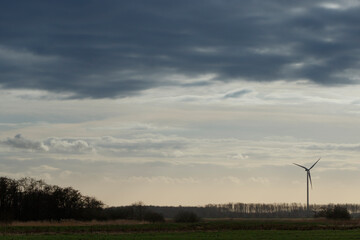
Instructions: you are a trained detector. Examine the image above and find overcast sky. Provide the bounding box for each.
[1,0,360,206]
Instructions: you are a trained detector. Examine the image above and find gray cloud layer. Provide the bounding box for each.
[224,89,252,99]
[1,134,93,153]
[1,0,360,98]
[2,134,49,152]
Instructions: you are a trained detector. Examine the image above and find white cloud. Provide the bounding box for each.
[44,138,94,153]
[316,166,359,172]
[318,3,342,10]
[223,176,243,185]
[120,176,199,184]
[30,165,59,172]
[302,143,360,152]
[59,170,74,179]
[318,1,360,10]
[249,177,269,184]
[227,153,249,160]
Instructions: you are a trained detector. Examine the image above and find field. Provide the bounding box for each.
[1,219,360,240]
[1,230,360,240]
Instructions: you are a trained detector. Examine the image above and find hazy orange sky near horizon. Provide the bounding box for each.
[1,0,360,206]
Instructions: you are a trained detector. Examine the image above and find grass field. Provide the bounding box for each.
[1,230,360,240]
[1,219,360,239]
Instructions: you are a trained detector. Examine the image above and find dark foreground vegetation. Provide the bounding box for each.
[1,219,360,234]
[0,177,166,223]
[2,219,360,240]
[315,205,352,220]
[0,177,103,222]
[174,211,201,223]
[1,230,360,240]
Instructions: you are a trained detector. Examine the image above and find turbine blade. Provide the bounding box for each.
[293,163,308,170]
[308,172,313,189]
[309,157,321,170]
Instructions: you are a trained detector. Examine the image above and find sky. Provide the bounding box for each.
[1,0,360,206]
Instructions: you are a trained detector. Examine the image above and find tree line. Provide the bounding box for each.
[0,177,163,222]
[1,176,360,222]
[148,203,360,218]
[0,176,103,222]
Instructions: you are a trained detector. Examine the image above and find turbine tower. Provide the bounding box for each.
[293,158,321,212]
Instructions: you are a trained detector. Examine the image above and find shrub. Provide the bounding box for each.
[131,202,147,221]
[327,205,351,219]
[174,211,200,223]
[144,211,165,223]
[315,205,351,220]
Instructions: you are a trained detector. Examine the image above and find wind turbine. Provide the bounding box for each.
[293,158,321,212]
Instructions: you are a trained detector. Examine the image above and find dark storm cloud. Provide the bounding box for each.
[1,0,360,98]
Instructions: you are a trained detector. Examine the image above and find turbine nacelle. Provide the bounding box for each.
[293,158,320,189]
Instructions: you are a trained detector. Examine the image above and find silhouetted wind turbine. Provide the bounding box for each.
[293,158,321,212]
